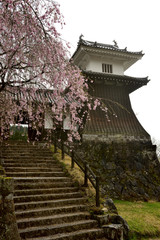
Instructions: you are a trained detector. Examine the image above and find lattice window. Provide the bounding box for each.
[102,63,112,73]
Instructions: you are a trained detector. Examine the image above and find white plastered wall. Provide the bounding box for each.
[44,110,53,129]
[82,55,124,75]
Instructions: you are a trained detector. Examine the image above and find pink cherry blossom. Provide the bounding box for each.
[0,0,108,142]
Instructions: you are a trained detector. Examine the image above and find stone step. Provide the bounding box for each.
[19,220,98,239]
[14,181,75,190]
[1,145,50,149]
[3,160,57,165]
[1,151,52,155]
[7,171,65,177]
[1,147,51,151]
[2,154,53,158]
[17,212,90,229]
[14,187,79,196]
[13,177,72,184]
[2,155,53,159]
[15,204,88,219]
[5,167,62,172]
[2,151,50,155]
[3,163,59,168]
[0,146,39,149]
[1,147,49,150]
[1,149,48,153]
[1,143,49,147]
[14,197,87,211]
[14,192,82,203]
[23,228,105,240]
[1,141,107,240]
[3,156,54,160]
[1,147,51,150]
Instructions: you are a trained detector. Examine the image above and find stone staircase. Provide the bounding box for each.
[2,142,107,240]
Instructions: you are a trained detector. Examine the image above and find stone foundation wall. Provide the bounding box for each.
[0,176,20,240]
[80,140,160,201]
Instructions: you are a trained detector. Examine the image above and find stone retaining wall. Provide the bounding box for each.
[0,176,20,240]
[80,140,160,201]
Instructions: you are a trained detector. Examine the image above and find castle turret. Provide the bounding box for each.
[72,37,150,142]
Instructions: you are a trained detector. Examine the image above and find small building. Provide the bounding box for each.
[72,37,160,201]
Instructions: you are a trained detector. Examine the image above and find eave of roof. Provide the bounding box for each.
[83,70,149,83]
[82,71,149,93]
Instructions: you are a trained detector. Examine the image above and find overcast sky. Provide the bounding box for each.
[57,0,160,141]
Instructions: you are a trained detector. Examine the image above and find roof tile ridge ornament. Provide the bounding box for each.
[113,40,119,48]
[78,34,84,45]
[94,41,97,47]
[78,35,95,47]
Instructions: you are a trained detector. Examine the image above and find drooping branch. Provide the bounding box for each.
[0,0,103,142]
[24,0,48,38]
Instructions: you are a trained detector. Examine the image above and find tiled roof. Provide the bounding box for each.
[3,88,57,104]
[83,71,149,93]
[72,37,144,59]
[83,77,150,140]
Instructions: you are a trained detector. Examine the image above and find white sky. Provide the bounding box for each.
[57,0,160,141]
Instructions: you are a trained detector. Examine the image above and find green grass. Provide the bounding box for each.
[114,200,160,239]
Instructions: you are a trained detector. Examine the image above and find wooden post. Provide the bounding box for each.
[96,176,100,207]
[71,151,74,168]
[84,162,88,187]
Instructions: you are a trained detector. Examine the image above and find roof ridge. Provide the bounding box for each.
[78,37,143,55]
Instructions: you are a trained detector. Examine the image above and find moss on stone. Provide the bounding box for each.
[52,153,59,160]
[0,175,20,240]
[0,165,6,176]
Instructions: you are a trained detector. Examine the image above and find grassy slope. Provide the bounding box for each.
[114,200,160,239]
